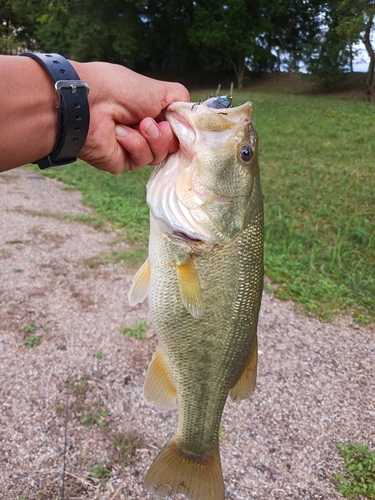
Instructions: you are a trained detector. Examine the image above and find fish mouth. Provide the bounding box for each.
[166,100,253,119]
[147,100,255,246]
[166,101,253,135]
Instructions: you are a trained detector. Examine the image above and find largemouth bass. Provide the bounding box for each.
[128,98,263,500]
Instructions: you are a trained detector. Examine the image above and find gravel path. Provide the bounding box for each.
[0,168,374,500]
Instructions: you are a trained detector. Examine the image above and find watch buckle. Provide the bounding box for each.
[55,80,90,109]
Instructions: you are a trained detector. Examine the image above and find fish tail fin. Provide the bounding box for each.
[145,438,224,500]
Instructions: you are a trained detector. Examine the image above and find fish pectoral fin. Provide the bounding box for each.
[145,437,224,500]
[128,257,150,306]
[144,346,177,412]
[229,337,258,402]
[175,255,203,319]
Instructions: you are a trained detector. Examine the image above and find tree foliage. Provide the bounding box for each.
[0,0,38,54]
[2,0,374,90]
[189,0,264,88]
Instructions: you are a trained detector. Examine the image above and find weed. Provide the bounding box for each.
[71,377,88,398]
[24,335,42,349]
[80,411,108,430]
[80,402,108,430]
[120,320,148,339]
[24,324,41,348]
[69,376,88,412]
[88,460,112,485]
[95,350,104,359]
[333,443,375,498]
[25,323,36,334]
[13,268,24,273]
[113,432,140,464]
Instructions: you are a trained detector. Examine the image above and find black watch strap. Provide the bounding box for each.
[20,52,90,170]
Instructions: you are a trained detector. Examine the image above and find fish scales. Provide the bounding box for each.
[128,99,263,500]
[149,210,263,446]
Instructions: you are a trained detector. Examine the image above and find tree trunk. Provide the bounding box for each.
[363,13,375,101]
[225,53,245,90]
[237,59,245,89]
[349,38,353,73]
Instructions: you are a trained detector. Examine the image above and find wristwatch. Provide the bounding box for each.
[20,52,90,170]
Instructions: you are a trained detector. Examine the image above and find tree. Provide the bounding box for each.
[136,0,197,72]
[0,0,38,54]
[189,0,265,89]
[362,8,375,99]
[258,0,321,72]
[332,0,375,98]
[28,0,146,64]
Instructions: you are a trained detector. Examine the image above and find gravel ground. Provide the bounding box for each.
[0,168,374,500]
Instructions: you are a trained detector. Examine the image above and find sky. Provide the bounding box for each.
[353,42,370,72]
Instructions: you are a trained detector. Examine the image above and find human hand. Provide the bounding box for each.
[74,61,190,174]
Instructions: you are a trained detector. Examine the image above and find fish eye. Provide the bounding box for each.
[239,144,253,163]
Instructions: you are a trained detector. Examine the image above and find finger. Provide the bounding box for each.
[158,121,180,153]
[115,124,154,169]
[139,118,173,165]
[155,81,190,108]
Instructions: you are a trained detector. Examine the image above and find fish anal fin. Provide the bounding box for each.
[230,337,258,402]
[145,438,224,500]
[128,257,150,306]
[144,346,177,412]
[175,255,203,319]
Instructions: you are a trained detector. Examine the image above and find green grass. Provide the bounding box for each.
[243,91,375,321]
[39,163,153,243]
[10,205,105,229]
[80,409,108,430]
[120,320,148,339]
[37,90,375,321]
[334,443,375,498]
[113,433,140,464]
[84,247,147,269]
[88,460,112,484]
[24,322,41,348]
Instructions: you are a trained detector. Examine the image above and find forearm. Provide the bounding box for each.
[0,55,58,171]
[0,55,189,174]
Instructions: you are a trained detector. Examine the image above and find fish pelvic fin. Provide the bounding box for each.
[128,257,150,306]
[176,255,203,319]
[144,345,177,411]
[145,438,224,500]
[230,336,258,401]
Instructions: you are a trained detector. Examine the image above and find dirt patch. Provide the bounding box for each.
[0,168,374,500]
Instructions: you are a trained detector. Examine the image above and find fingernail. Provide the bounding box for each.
[144,119,159,139]
[115,125,127,138]
[162,123,174,141]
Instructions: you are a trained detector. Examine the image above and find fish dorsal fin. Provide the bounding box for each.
[175,255,203,319]
[229,337,258,402]
[128,257,150,306]
[144,345,177,412]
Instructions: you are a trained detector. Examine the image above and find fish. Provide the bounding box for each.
[128,97,263,500]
